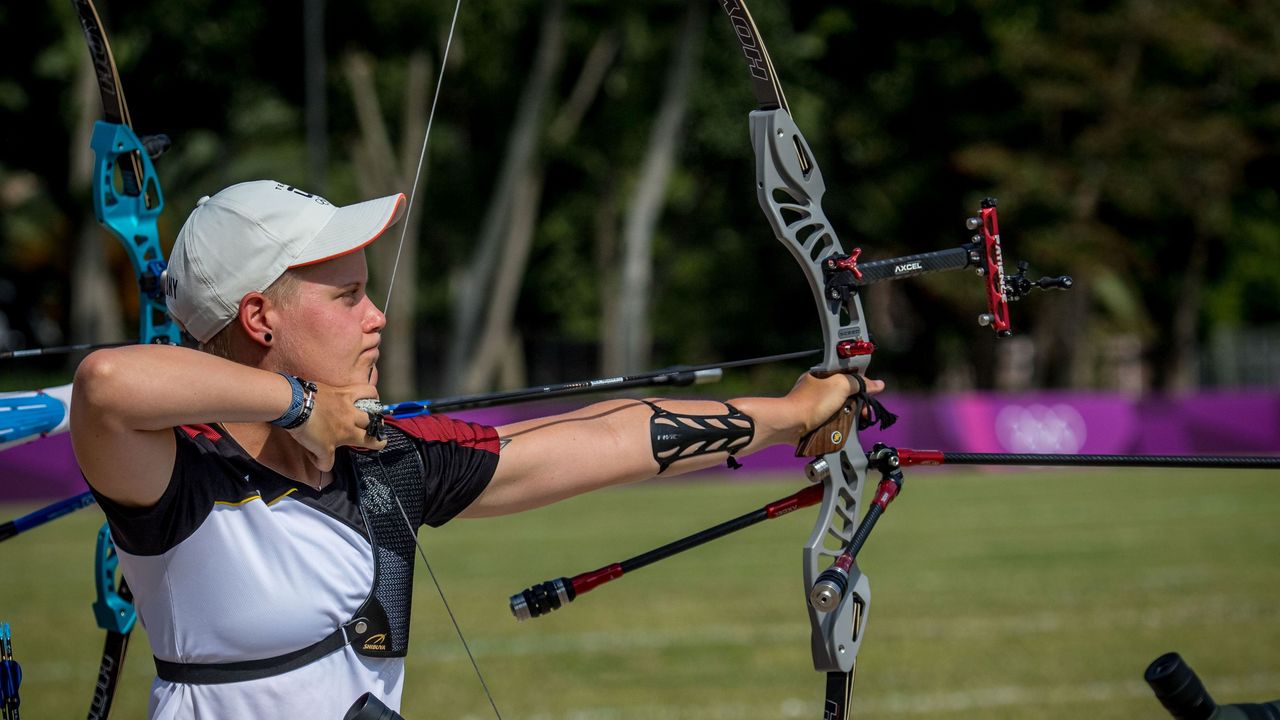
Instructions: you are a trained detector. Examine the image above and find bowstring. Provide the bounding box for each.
[381,0,463,311]
[381,455,504,719]
[371,2,503,717]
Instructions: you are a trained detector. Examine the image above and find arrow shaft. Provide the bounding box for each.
[0,492,97,543]
[386,349,818,418]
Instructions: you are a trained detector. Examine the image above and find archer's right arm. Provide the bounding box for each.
[70,345,298,507]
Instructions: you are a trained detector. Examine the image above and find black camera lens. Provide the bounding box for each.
[1145,652,1218,720]
[343,692,405,720]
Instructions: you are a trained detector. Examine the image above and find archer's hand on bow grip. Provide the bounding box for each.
[796,396,858,456]
[285,381,386,471]
[791,374,885,456]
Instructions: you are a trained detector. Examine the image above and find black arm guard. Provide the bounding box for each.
[645,400,755,474]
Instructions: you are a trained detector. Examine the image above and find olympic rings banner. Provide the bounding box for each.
[3,391,1277,501]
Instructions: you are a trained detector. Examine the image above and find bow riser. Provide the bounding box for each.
[751,110,871,378]
[803,462,869,673]
[727,0,875,687]
[89,122,180,346]
[748,108,871,675]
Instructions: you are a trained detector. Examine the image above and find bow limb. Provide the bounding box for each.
[0,2,177,450]
[69,2,168,716]
[718,1,872,715]
[72,0,180,348]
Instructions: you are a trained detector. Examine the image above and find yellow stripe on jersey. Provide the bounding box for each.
[213,488,297,508]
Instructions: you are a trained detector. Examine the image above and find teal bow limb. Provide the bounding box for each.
[88,121,180,347]
[0,622,21,719]
[91,524,135,636]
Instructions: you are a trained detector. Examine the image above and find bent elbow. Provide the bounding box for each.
[72,349,128,420]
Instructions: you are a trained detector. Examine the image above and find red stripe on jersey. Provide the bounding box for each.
[180,424,223,441]
[388,416,500,454]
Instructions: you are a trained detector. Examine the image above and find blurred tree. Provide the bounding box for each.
[958,0,1280,390]
[607,0,704,375]
[343,49,430,400]
[3,0,1278,395]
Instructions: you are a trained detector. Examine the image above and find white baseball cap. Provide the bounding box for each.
[166,180,406,343]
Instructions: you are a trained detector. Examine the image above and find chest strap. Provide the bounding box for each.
[155,617,366,685]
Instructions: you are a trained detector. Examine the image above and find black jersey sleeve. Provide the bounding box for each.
[86,425,232,556]
[388,416,501,527]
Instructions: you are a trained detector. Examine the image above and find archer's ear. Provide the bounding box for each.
[237,292,273,347]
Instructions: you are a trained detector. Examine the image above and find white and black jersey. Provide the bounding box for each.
[88,415,500,719]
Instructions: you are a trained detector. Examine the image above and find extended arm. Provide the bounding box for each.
[462,372,874,517]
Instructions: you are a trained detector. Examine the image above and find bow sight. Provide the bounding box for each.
[821,197,1073,349]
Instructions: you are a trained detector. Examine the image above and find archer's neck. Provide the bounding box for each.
[222,421,328,488]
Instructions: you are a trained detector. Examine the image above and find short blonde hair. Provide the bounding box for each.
[198,271,302,360]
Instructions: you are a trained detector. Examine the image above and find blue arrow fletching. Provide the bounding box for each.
[383,401,432,419]
[0,392,66,443]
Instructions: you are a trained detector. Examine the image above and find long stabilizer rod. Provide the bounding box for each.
[896,449,1280,469]
[509,485,823,620]
[508,447,1280,619]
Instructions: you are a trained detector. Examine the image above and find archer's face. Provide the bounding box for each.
[270,251,385,388]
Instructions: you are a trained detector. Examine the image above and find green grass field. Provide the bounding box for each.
[2,468,1278,719]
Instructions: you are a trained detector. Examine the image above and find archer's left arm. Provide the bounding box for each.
[459,372,875,517]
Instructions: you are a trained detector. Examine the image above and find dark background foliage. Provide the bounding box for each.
[2,0,1277,395]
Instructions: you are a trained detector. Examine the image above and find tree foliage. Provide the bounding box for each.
[1,0,1277,393]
